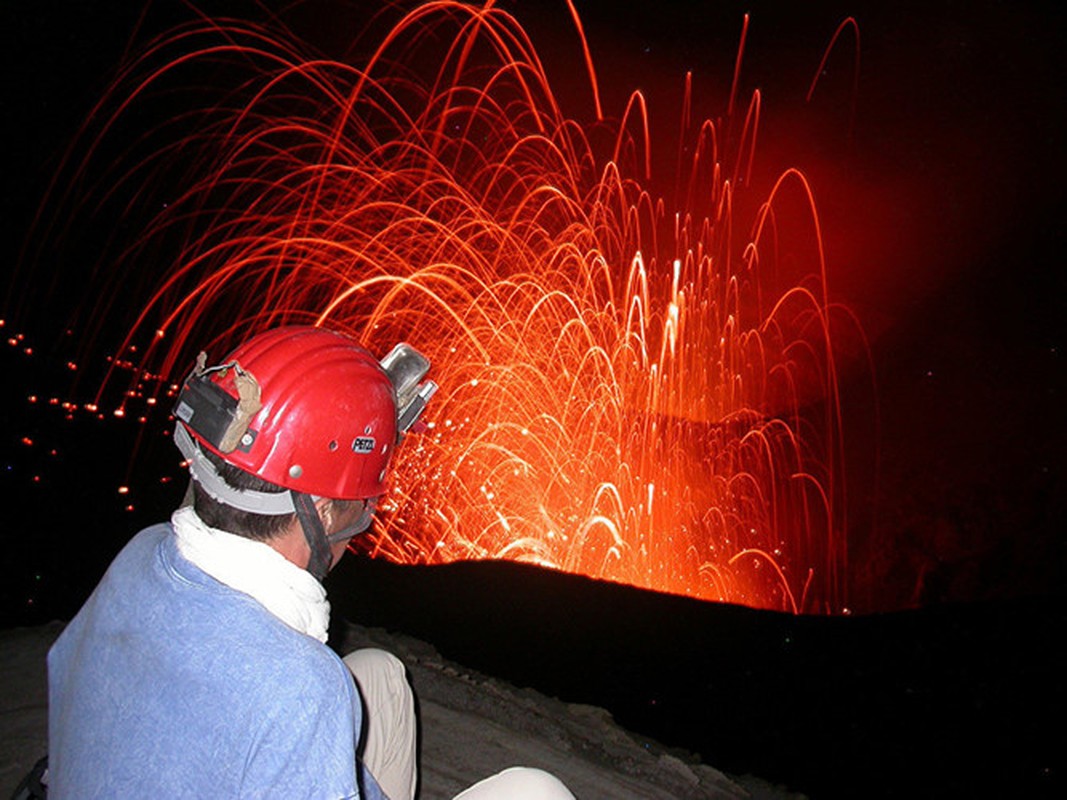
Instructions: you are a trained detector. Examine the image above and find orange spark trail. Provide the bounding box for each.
[26,3,868,613]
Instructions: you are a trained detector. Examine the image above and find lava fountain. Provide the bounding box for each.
[25,2,867,613]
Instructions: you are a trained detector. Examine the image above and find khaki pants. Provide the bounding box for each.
[344,649,574,800]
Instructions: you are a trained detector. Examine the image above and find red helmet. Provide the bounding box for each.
[175,326,399,500]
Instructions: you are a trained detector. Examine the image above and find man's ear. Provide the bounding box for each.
[313,497,334,528]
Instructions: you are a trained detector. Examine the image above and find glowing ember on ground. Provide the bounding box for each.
[25,3,869,613]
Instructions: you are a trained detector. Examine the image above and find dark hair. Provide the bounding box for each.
[191,449,294,541]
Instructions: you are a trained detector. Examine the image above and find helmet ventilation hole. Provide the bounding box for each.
[328,440,338,451]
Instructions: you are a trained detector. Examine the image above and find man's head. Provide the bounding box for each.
[188,447,369,571]
[173,325,436,579]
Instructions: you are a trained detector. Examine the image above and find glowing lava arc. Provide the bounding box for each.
[71,2,861,613]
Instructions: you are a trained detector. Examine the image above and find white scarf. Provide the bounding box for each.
[172,505,331,643]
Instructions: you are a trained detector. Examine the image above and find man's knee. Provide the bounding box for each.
[343,647,418,800]
[453,766,576,800]
[343,647,408,690]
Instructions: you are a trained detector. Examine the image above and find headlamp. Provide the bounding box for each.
[379,342,438,434]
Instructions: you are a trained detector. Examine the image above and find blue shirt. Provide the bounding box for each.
[48,523,385,799]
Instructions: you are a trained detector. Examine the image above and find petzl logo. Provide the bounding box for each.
[352,437,375,454]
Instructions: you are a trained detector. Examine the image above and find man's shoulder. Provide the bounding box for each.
[171,583,347,674]
[115,520,172,552]
[78,523,350,687]
[104,521,173,575]
[181,584,353,696]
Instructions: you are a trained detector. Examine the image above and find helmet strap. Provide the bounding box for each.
[325,499,377,545]
[291,491,332,582]
[175,423,298,515]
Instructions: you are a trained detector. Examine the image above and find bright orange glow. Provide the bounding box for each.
[68,4,866,613]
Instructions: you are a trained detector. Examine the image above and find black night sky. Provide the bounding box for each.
[2,2,1065,797]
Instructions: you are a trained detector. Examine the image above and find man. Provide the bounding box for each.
[47,326,573,799]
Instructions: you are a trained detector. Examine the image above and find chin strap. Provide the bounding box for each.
[291,492,332,582]
[291,495,377,580]
[326,499,377,545]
